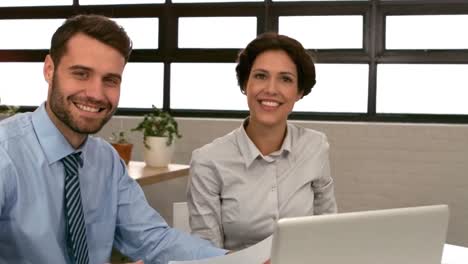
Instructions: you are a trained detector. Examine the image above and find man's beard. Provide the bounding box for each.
[48,74,115,135]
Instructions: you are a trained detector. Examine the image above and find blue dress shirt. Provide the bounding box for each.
[0,104,226,264]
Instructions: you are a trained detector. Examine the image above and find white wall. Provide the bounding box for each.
[99,116,468,246]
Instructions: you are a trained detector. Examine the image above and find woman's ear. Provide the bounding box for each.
[43,55,54,84]
[241,85,247,95]
[296,90,304,101]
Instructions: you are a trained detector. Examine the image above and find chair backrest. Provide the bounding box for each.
[172,201,191,233]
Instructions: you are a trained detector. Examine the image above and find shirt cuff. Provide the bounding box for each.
[198,246,229,259]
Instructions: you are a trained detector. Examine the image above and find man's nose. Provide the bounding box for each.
[84,78,105,100]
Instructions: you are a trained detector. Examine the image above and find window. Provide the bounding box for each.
[274,0,365,1]
[295,64,368,113]
[171,63,246,110]
[0,0,71,6]
[80,0,164,5]
[173,0,260,2]
[1,0,467,123]
[386,15,468,50]
[0,19,65,49]
[377,64,468,115]
[279,16,363,49]
[178,17,257,48]
[119,63,164,109]
[0,63,46,106]
[113,18,159,49]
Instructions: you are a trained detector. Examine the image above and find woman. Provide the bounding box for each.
[187,32,337,250]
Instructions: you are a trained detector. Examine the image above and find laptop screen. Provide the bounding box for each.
[270,204,449,264]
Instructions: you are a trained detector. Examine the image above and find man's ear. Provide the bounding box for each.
[43,55,54,84]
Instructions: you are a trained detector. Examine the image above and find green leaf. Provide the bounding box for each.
[132,105,182,147]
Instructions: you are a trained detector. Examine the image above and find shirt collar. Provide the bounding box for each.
[282,123,293,154]
[236,117,292,168]
[32,103,88,165]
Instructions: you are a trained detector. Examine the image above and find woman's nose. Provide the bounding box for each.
[264,79,278,94]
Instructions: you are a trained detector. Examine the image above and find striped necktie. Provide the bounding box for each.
[61,152,89,264]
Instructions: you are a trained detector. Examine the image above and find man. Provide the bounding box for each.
[0,14,226,264]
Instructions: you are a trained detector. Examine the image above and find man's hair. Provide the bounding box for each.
[50,14,132,66]
[235,32,316,98]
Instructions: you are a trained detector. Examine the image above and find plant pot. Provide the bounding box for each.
[144,136,175,167]
[111,143,133,165]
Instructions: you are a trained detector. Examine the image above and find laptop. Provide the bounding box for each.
[270,204,449,264]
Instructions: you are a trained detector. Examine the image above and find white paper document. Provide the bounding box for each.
[442,244,468,264]
[168,235,467,264]
[168,235,272,264]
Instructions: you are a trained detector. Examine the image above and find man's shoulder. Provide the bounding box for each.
[83,136,124,179]
[86,135,120,159]
[0,113,33,144]
[0,113,34,179]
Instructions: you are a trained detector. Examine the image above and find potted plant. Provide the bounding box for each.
[0,97,19,118]
[132,105,182,167]
[0,105,19,116]
[109,130,133,165]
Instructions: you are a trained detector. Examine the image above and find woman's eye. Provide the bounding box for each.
[254,73,267,80]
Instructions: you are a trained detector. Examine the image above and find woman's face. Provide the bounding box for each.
[245,49,303,128]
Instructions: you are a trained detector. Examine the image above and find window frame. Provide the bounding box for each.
[1,0,468,123]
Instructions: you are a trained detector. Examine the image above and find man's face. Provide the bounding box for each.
[44,33,125,135]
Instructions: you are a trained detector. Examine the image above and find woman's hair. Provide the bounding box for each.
[235,32,316,97]
[50,14,132,66]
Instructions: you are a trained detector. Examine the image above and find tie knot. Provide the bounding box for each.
[61,152,83,174]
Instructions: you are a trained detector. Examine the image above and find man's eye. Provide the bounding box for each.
[282,76,293,83]
[104,77,120,86]
[73,71,88,79]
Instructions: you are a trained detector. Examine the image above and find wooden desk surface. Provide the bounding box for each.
[127,161,189,186]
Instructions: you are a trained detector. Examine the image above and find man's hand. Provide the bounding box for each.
[107,260,143,264]
[263,259,271,264]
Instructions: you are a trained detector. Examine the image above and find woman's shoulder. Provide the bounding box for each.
[192,128,240,162]
[289,123,328,143]
[288,123,330,159]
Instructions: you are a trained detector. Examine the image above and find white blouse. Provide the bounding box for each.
[187,122,337,250]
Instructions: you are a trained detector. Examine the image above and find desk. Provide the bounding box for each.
[127,161,189,186]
